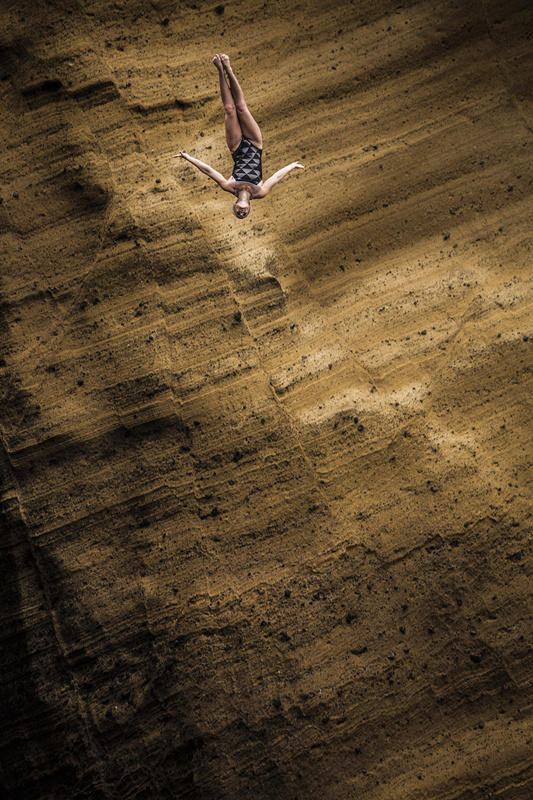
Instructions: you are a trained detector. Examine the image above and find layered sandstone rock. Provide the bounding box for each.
[1,0,532,797]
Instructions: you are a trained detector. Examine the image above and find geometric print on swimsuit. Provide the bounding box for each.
[232,137,262,183]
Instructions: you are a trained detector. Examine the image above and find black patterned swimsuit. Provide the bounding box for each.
[231,136,263,188]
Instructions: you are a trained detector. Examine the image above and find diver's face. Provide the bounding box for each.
[234,203,250,219]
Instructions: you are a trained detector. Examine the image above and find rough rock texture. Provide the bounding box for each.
[1,0,532,797]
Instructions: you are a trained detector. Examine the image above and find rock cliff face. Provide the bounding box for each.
[1,0,532,797]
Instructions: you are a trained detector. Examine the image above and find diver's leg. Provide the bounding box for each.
[213,54,241,153]
[219,54,262,149]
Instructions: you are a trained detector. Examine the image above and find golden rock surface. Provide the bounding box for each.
[1,0,532,797]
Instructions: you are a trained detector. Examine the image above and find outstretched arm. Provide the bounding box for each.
[172,151,232,191]
[256,162,305,198]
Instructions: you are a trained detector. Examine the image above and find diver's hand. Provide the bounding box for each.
[291,162,305,169]
[172,151,189,159]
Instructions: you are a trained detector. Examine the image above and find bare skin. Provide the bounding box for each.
[172,54,304,219]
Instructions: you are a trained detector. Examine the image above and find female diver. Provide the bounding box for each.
[173,54,304,219]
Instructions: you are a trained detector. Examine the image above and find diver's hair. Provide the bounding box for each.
[232,202,250,219]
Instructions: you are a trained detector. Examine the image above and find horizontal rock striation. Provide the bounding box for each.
[0,0,532,797]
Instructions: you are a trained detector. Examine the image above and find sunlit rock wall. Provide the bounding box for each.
[1,0,532,797]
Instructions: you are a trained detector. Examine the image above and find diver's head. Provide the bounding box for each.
[232,188,251,219]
